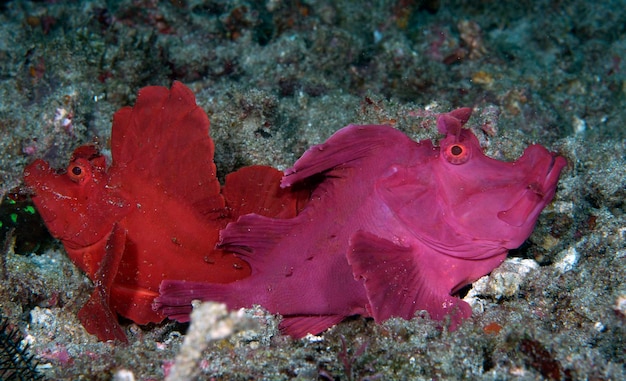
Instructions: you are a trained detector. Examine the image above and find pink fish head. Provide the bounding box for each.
[434,108,567,251]
[23,145,132,253]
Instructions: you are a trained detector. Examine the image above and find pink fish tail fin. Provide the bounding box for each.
[348,231,472,330]
[154,280,237,323]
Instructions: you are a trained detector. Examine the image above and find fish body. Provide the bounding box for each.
[24,82,304,341]
[157,108,566,338]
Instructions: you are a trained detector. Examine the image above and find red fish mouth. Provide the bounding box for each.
[24,160,54,193]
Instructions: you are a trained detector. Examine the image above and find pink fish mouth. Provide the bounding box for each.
[543,153,566,190]
[497,149,566,228]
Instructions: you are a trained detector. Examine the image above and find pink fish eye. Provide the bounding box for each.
[443,143,469,164]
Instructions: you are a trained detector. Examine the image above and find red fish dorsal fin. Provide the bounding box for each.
[110,81,224,215]
[223,165,309,219]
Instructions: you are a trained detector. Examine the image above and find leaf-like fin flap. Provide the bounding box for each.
[281,125,402,187]
[110,285,162,326]
[347,230,417,322]
[111,86,169,164]
[110,107,133,161]
[78,287,128,343]
[347,231,472,329]
[154,280,237,323]
[223,165,308,219]
[279,315,346,338]
[111,82,224,214]
[218,214,296,274]
[78,224,128,342]
[436,107,472,135]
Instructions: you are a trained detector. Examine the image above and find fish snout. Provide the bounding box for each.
[542,153,568,193]
[23,159,52,188]
[496,148,566,229]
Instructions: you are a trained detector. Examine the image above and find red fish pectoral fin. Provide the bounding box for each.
[347,231,472,329]
[78,286,127,343]
[279,315,346,338]
[78,223,128,342]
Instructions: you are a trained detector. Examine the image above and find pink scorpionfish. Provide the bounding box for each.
[156,108,567,338]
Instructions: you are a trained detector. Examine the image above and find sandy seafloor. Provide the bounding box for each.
[0,0,625,379]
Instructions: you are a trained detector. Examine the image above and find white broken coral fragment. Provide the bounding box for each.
[465,258,539,311]
[614,295,626,318]
[553,246,579,273]
[165,302,256,381]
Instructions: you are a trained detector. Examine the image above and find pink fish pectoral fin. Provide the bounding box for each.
[347,231,472,329]
[279,315,346,339]
[347,231,417,322]
[79,223,128,342]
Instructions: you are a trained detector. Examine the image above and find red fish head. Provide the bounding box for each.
[435,109,567,251]
[23,145,132,252]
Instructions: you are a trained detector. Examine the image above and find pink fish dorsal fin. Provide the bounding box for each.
[281,124,399,187]
[111,81,224,214]
[347,231,472,329]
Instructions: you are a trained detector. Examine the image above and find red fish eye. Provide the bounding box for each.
[67,162,89,183]
[443,143,469,164]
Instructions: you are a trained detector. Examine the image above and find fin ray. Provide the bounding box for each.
[279,315,346,338]
[348,231,472,328]
[282,125,406,187]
